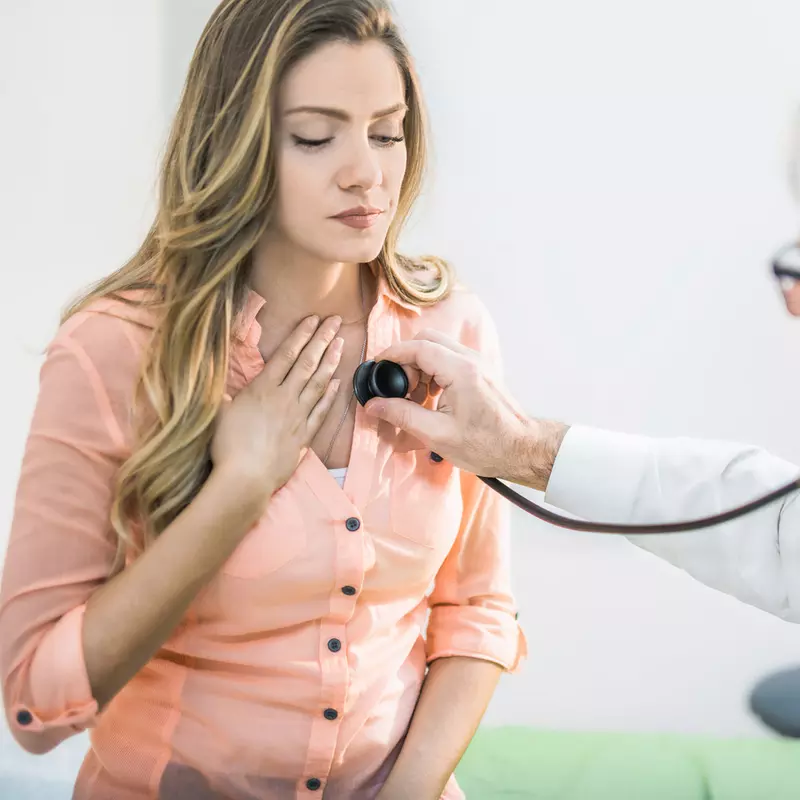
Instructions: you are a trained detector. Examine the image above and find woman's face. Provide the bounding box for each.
[272,40,409,265]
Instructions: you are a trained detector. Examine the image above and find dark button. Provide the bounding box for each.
[328,638,342,653]
[324,708,339,721]
[341,585,357,596]
[430,452,444,463]
[515,612,520,620]
[306,778,322,791]
[16,710,33,727]
[345,517,361,532]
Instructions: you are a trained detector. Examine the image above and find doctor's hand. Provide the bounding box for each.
[364,330,569,491]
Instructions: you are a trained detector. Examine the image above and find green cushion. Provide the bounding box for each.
[455,727,800,799]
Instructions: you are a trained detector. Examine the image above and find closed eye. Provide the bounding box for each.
[291,134,406,151]
[292,135,334,149]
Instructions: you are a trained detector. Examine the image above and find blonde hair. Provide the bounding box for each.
[63,0,453,568]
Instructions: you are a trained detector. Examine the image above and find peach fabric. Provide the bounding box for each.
[0,273,525,799]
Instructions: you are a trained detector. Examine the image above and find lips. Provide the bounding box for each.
[332,205,384,219]
[331,206,384,230]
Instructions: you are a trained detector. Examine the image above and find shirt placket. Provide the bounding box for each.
[296,301,396,797]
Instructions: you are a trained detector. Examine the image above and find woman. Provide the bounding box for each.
[0,1,524,798]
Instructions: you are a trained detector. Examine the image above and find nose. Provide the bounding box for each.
[782,280,800,317]
[337,137,383,193]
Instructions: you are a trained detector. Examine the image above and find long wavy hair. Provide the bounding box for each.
[63,0,453,569]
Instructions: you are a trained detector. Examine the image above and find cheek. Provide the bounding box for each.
[385,147,408,206]
[276,150,324,218]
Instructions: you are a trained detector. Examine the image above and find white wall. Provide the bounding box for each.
[3,0,800,794]
[393,0,800,737]
[0,1,164,794]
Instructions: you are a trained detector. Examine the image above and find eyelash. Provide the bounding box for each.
[292,135,405,151]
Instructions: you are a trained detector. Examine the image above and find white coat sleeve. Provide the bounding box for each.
[544,425,800,621]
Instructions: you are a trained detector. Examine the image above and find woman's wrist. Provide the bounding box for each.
[209,463,278,524]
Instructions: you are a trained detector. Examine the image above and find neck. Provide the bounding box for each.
[249,234,370,328]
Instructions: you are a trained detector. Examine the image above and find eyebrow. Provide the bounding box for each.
[284,102,408,121]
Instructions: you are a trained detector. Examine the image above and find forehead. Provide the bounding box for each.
[279,40,405,113]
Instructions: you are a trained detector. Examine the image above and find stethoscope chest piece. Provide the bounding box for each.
[353,359,409,407]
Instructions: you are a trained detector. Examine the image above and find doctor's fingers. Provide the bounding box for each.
[373,339,477,392]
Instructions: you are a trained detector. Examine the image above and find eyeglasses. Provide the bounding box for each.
[772,241,800,284]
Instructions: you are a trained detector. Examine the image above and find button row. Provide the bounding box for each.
[309,521,357,792]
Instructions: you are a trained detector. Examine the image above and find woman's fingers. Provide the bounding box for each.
[298,335,344,413]
[283,316,342,390]
[258,316,336,386]
[306,379,342,437]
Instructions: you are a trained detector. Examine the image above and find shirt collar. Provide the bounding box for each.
[234,263,421,343]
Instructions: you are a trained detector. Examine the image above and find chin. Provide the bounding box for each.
[314,239,387,265]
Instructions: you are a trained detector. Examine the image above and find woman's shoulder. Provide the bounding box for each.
[51,290,159,379]
[431,279,492,317]
[415,275,499,348]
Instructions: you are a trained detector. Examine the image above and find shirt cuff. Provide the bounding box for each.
[544,425,653,522]
[12,605,99,735]
[425,606,527,674]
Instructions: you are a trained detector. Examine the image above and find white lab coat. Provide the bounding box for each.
[544,426,800,622]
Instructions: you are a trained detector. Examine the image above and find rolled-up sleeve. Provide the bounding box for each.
[425,469,527,672]
[424,294,527,672]
[0,331,123,754]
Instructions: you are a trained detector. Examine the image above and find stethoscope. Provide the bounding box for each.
[355,358,800,738]
[354,359,800,534]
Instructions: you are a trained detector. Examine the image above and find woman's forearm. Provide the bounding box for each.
[83,467,270,709]
[378,656,503,800]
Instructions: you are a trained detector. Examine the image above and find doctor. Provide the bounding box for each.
[364,241,800,623]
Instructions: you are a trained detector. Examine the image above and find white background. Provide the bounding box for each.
[3,0,800,793]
